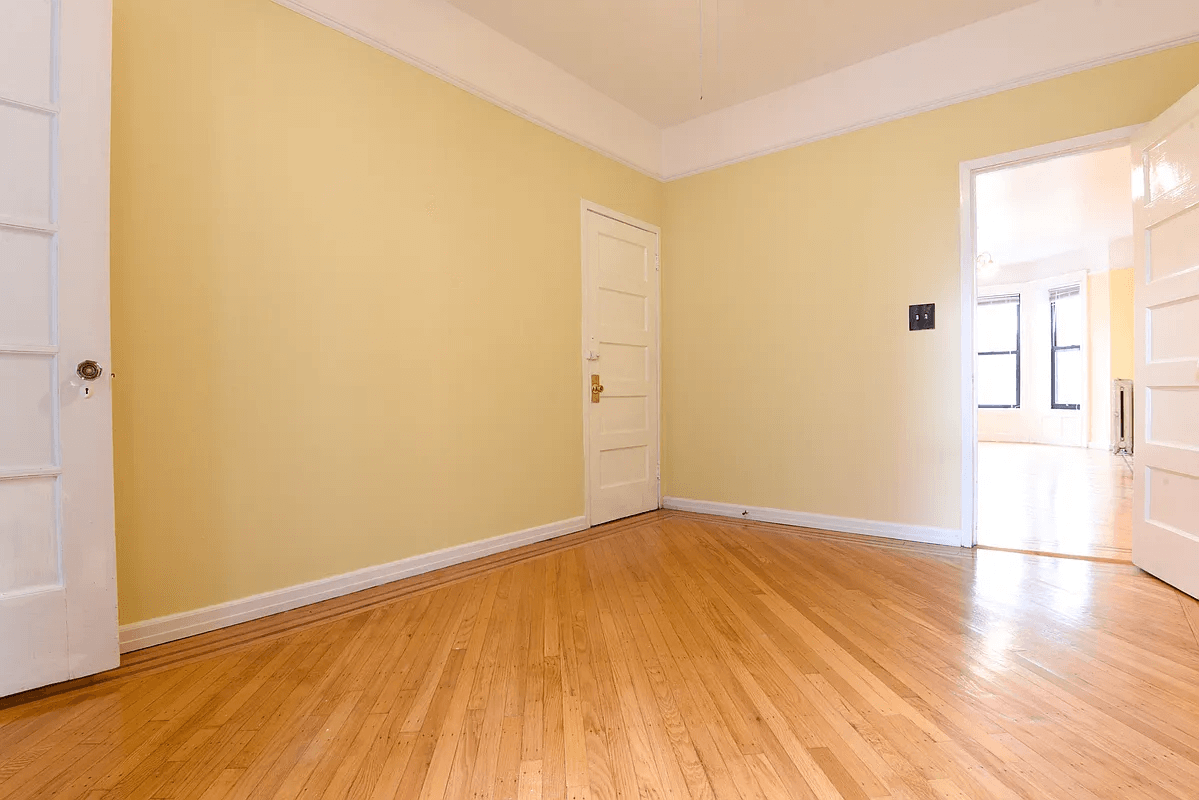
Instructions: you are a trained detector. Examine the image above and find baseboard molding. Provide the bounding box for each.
[662,497,962,548]
[979,436,1089,448]
[119,515,588,653]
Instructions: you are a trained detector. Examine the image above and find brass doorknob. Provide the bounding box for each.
[77,360,103,381]
[590,374,604,403]
[592,384,604,393]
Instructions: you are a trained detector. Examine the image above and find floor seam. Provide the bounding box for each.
[974,544,1133,566]
[0,509,668,711]
[1181,594,1199,653]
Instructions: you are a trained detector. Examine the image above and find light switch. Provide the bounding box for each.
[909,304,935,331]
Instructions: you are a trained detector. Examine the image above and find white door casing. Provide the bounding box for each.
[958,125,1141,547]
[581,203,660,526]
[0,0,118,697]
[1131,82,1199,600]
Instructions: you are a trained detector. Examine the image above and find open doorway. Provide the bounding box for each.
[968,140,1136,560]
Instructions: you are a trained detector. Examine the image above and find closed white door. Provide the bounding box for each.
[0,0,118,696]
[1131,81,1199,600]
[582,207,659,526]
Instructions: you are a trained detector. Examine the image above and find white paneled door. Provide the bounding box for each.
[582,207,660,526]
[1131,81,1199,600]
[0,0,118,696]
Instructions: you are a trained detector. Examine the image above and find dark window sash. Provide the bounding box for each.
[1050,286,1082,411]
[977,294,1021,410]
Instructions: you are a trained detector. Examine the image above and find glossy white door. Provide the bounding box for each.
[0,0,118,697]
[1131,81,1199,600]
[583,207,660,526]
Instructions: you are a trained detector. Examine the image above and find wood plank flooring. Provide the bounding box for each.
[977,442,1133,560]
[3,510,1199,799]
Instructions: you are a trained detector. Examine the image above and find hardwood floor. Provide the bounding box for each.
[977,442,1133,560]
[3,510,1199,799]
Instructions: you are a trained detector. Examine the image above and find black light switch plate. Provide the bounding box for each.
[909,303,935,331]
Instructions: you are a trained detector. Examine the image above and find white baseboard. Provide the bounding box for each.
[119,515,588,653]
[663,497,962,548]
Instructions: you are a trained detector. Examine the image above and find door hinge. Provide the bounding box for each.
[655,254,660,271]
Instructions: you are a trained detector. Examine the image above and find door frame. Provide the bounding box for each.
[957,125,1140,547]
[579,199,662,528]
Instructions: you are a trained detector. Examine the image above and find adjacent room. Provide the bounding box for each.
[2,1,1199,798]
[973,146,1137,560]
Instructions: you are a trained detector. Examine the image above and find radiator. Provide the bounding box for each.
[1112,379,1134,455]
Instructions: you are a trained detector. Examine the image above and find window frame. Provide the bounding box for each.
[977,293,1021,410]
[1050,285,1082,411]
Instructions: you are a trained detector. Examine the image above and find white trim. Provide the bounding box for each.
[0,215,59,234]
[0,466,63,482]
[662,1,1199,179]
[269,0,661,178]
[580,204,593,527]
[580,200,662,527]
[662,498,961,548]
[580,201,661,236]
[118,515,587,653]
[270,0,1198,183]
[959,126,1139,547]
[0,344,59,355]
[980,433,1093,446]
[0,94,58,116]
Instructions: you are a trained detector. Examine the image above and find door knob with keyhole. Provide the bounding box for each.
[591,374,604,403]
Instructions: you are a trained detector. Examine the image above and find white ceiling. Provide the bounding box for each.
[976,146,1133,287]
[444,0,1038,126]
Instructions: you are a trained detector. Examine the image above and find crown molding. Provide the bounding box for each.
[662,0,1199,180]
[270,0,663,179]
[272,0,1199,185]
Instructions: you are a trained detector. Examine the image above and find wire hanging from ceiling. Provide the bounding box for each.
[699,0,722,101]
[699,0,705,100]
[716,0,721,74]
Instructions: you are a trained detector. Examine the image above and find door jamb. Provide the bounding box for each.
[580,199,662,528]
[958,125,1140,547]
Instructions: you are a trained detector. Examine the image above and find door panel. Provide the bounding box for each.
[0,0,68,691]
[0,354,57,468]
[1146,468,1199,533]
[0,0,55,107]
[1146,388,1199,448]
[1132,80,1199,600]
[584,209,659,526]
[0,0,117,697]
[0,477,60,593]
[1148,297,1199,361]
[0,227,55,344]
[0,105,54,223]
[1148,203,1199,280]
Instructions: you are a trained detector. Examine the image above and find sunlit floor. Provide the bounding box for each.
[2,511,1198,799]
[977,441,1133,560]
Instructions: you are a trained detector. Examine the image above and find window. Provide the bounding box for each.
[1050,285,1082,410]
[977,294,1020,408]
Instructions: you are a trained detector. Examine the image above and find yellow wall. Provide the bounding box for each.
[111,0,1190,623]
[661,46,1199,530]
[1109,267,1136,380]
[1088,271,1112,448]
[111,0,662,624]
